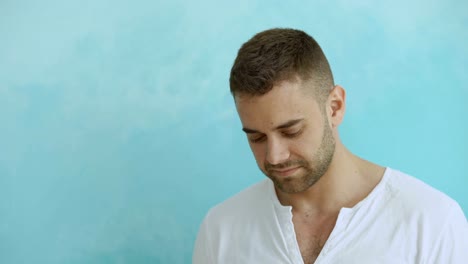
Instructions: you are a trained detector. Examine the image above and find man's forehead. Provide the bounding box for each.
[235,90,317,113]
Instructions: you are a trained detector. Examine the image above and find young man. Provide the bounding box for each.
[193,28,467,263]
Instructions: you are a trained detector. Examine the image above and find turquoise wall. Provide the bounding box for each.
[1,0,466,263]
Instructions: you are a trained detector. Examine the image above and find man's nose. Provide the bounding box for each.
[266,138,290,165]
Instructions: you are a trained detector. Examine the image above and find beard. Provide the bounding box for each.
[263,121,336,194]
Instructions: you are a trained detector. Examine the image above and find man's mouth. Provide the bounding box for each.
[270,166,300,177]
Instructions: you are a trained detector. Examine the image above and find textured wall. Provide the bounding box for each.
[1,0,466,263]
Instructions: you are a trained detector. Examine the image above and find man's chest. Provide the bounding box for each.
[212,215,421,264]
[292,214,338,264]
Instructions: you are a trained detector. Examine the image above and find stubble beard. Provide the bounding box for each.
[264,122,336,194]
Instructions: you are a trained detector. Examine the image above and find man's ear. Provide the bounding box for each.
[328,85,346,128]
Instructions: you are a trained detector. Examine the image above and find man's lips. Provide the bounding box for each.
[270,166,301,177]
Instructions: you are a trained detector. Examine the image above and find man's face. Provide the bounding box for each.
[235,79,335,194]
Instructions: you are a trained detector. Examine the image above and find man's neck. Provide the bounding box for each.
[275,144,385,216]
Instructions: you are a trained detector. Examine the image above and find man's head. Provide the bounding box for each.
[230,28,335,107]
[230,28,345,194]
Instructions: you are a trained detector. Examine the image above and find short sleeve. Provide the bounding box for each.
[192,215,214,264]
[428,202,468,263]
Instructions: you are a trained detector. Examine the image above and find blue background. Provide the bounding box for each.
[1,0,466,263]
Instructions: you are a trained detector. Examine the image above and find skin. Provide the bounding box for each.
[235,77,386,263]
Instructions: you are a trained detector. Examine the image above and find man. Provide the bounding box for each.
[193,28,467,263]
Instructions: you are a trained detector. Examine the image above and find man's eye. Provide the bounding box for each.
[249,135,266,143]
[283,130,302,138]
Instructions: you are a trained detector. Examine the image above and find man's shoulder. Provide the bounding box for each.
[385,168,461,219]
[204,179,273,224]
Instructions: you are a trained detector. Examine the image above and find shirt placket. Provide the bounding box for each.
[314,208,352,264]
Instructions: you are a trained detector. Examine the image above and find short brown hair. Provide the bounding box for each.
[229,28,334,103]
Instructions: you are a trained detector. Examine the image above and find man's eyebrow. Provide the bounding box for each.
[275,118,304,130]
[242,118,304,134]
[242,127,259,134]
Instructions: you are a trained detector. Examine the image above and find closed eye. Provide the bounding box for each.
[249,135,266,143]
[282,129,303,138]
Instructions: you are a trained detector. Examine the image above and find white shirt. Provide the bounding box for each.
[193,168,468,263]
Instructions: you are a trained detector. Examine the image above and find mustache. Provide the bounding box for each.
[265,160,308,171]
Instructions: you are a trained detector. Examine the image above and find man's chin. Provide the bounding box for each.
[271,175,311,194]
